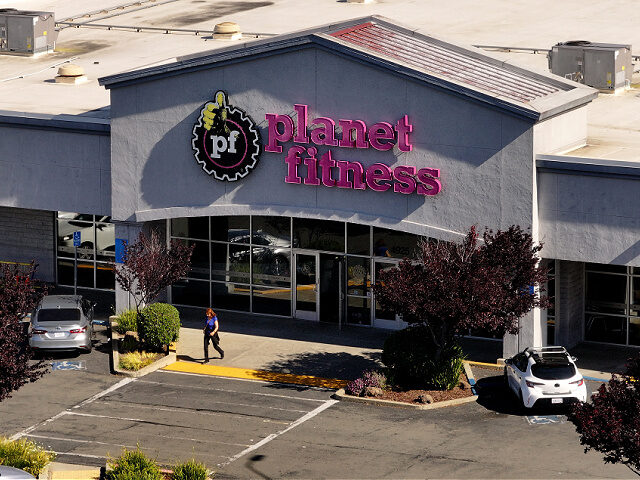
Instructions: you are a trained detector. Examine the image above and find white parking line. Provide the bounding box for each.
[144,374,330,402]
[219,399,339,468]
[10,378,136,441]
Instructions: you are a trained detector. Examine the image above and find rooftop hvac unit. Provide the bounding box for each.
[548,41,632,91]
[0,9,57,55]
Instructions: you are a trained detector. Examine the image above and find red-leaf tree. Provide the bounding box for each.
[0,262,48,402]
[374,225,550,360]
[568,354,640,476]
[115,229,195,311]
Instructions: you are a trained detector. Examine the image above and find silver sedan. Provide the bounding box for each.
[29,295,94,353]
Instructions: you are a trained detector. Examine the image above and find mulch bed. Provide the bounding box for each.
[374,374,474,404]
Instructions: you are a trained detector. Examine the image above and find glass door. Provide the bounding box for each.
[294,252,319,321]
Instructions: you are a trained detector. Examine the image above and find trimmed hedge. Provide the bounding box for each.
[382,326,466,390]
[0,436,55,477]
[138,303,180,351]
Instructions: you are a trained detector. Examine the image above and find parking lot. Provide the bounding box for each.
[3,360,633,479]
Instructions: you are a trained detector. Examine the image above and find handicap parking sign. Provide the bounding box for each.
[51,361,86,371]
[73,231,81,247]
[526,415,565,425]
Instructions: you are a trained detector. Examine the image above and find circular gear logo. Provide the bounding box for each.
[192,91,261,181]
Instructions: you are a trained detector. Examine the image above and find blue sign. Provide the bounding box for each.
[115,238,127,264]
[73,231,81,247]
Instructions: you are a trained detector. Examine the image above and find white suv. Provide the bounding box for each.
[504,346,587,409]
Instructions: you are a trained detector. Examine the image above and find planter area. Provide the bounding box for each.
[109,315,176,378]
[334,362,478,410]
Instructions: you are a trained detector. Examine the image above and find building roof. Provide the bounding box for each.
[100,16,596,121]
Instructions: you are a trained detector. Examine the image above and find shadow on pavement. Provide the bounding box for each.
[254,350,382,382]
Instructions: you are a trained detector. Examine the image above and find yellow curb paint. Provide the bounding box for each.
[163,361,348,389]
[49,469,101,479]
[465,360,501,368]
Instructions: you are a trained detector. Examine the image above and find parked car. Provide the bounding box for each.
[504,346,587,409]
[29,295,94,353]
[0,466,37,479]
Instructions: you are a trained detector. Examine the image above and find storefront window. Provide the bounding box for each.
[170,217,208,239]
[169,215,425,323]
[56,212,115,290]
[211,282,250,312]
[211,243,250,283]
[585,263,637,345]
[293,218,345,252]
[252,247,291,287]
[373,227,420,259]
[252,216,291,247]
[252,285,291,316]
[374,261,398,321]
[347,223,370,256]
[213,216,250,243]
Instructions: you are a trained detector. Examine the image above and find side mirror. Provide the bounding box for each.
[504,358,512,365]
[571,356,578,362]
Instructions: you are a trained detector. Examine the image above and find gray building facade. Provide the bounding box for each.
[1,16,638,359]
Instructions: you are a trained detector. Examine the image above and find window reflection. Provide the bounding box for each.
[252,216,291,247]
[252,247,291,287]
[373,227,419,259]
[211,243,250,283]
[293,218,344,252]
[171,217,208,239]
[213,216,250,243]
[347,257,370,297]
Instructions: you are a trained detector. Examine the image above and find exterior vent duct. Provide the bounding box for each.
[0,9,57,55]
[548,41,632,92]
[55,64,87,84]
[213,22,241,40]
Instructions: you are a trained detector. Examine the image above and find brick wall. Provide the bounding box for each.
[0,206,55,282]
[556,260,585,348]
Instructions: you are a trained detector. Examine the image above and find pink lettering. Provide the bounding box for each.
[392,166,417,194]
[336,161,366,190]
[294,104,309,144]
[366,163,392,192]
[318,150,336,187]
[395,115,413,152]
[338,120,368,149]
[265,113,294,153]
[310,117,338,146]
[369,122,394,151]
[284,146,305,184]
[416,168,441,196]
[303,147,320,186]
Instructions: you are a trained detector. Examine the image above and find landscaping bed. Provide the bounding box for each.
[377,375,473,404]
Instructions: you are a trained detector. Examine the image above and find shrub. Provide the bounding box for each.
[172,459,210,480]
[120,335,139,354]
[138,303,181,351]
[382,326,466,390]
[345,370,387,396]
[114,309,139,335]
[0,436,56,477]
[106,446,162,480]
[119,351,162,371]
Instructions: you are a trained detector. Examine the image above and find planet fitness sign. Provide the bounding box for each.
[192,91,261,181]
[265,105,441,196]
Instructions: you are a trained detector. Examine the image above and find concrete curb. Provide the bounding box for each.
[332,388,478,409]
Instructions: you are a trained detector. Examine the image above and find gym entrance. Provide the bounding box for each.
[293,251,342,323]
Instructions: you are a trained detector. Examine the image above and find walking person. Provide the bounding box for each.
[203,308,224,363]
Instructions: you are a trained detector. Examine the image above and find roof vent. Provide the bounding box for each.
[213,22,242,40]
[347,0,375,3]
[55,64,87,84]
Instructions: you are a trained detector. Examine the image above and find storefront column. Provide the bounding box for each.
[555,260,584,348]
[114,221,144,313]
[502,308,546,359]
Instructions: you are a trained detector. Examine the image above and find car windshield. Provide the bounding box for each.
[531,363,576,380]
[37,308,81,322]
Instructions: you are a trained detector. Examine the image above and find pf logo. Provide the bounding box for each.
[192,91,261,181]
